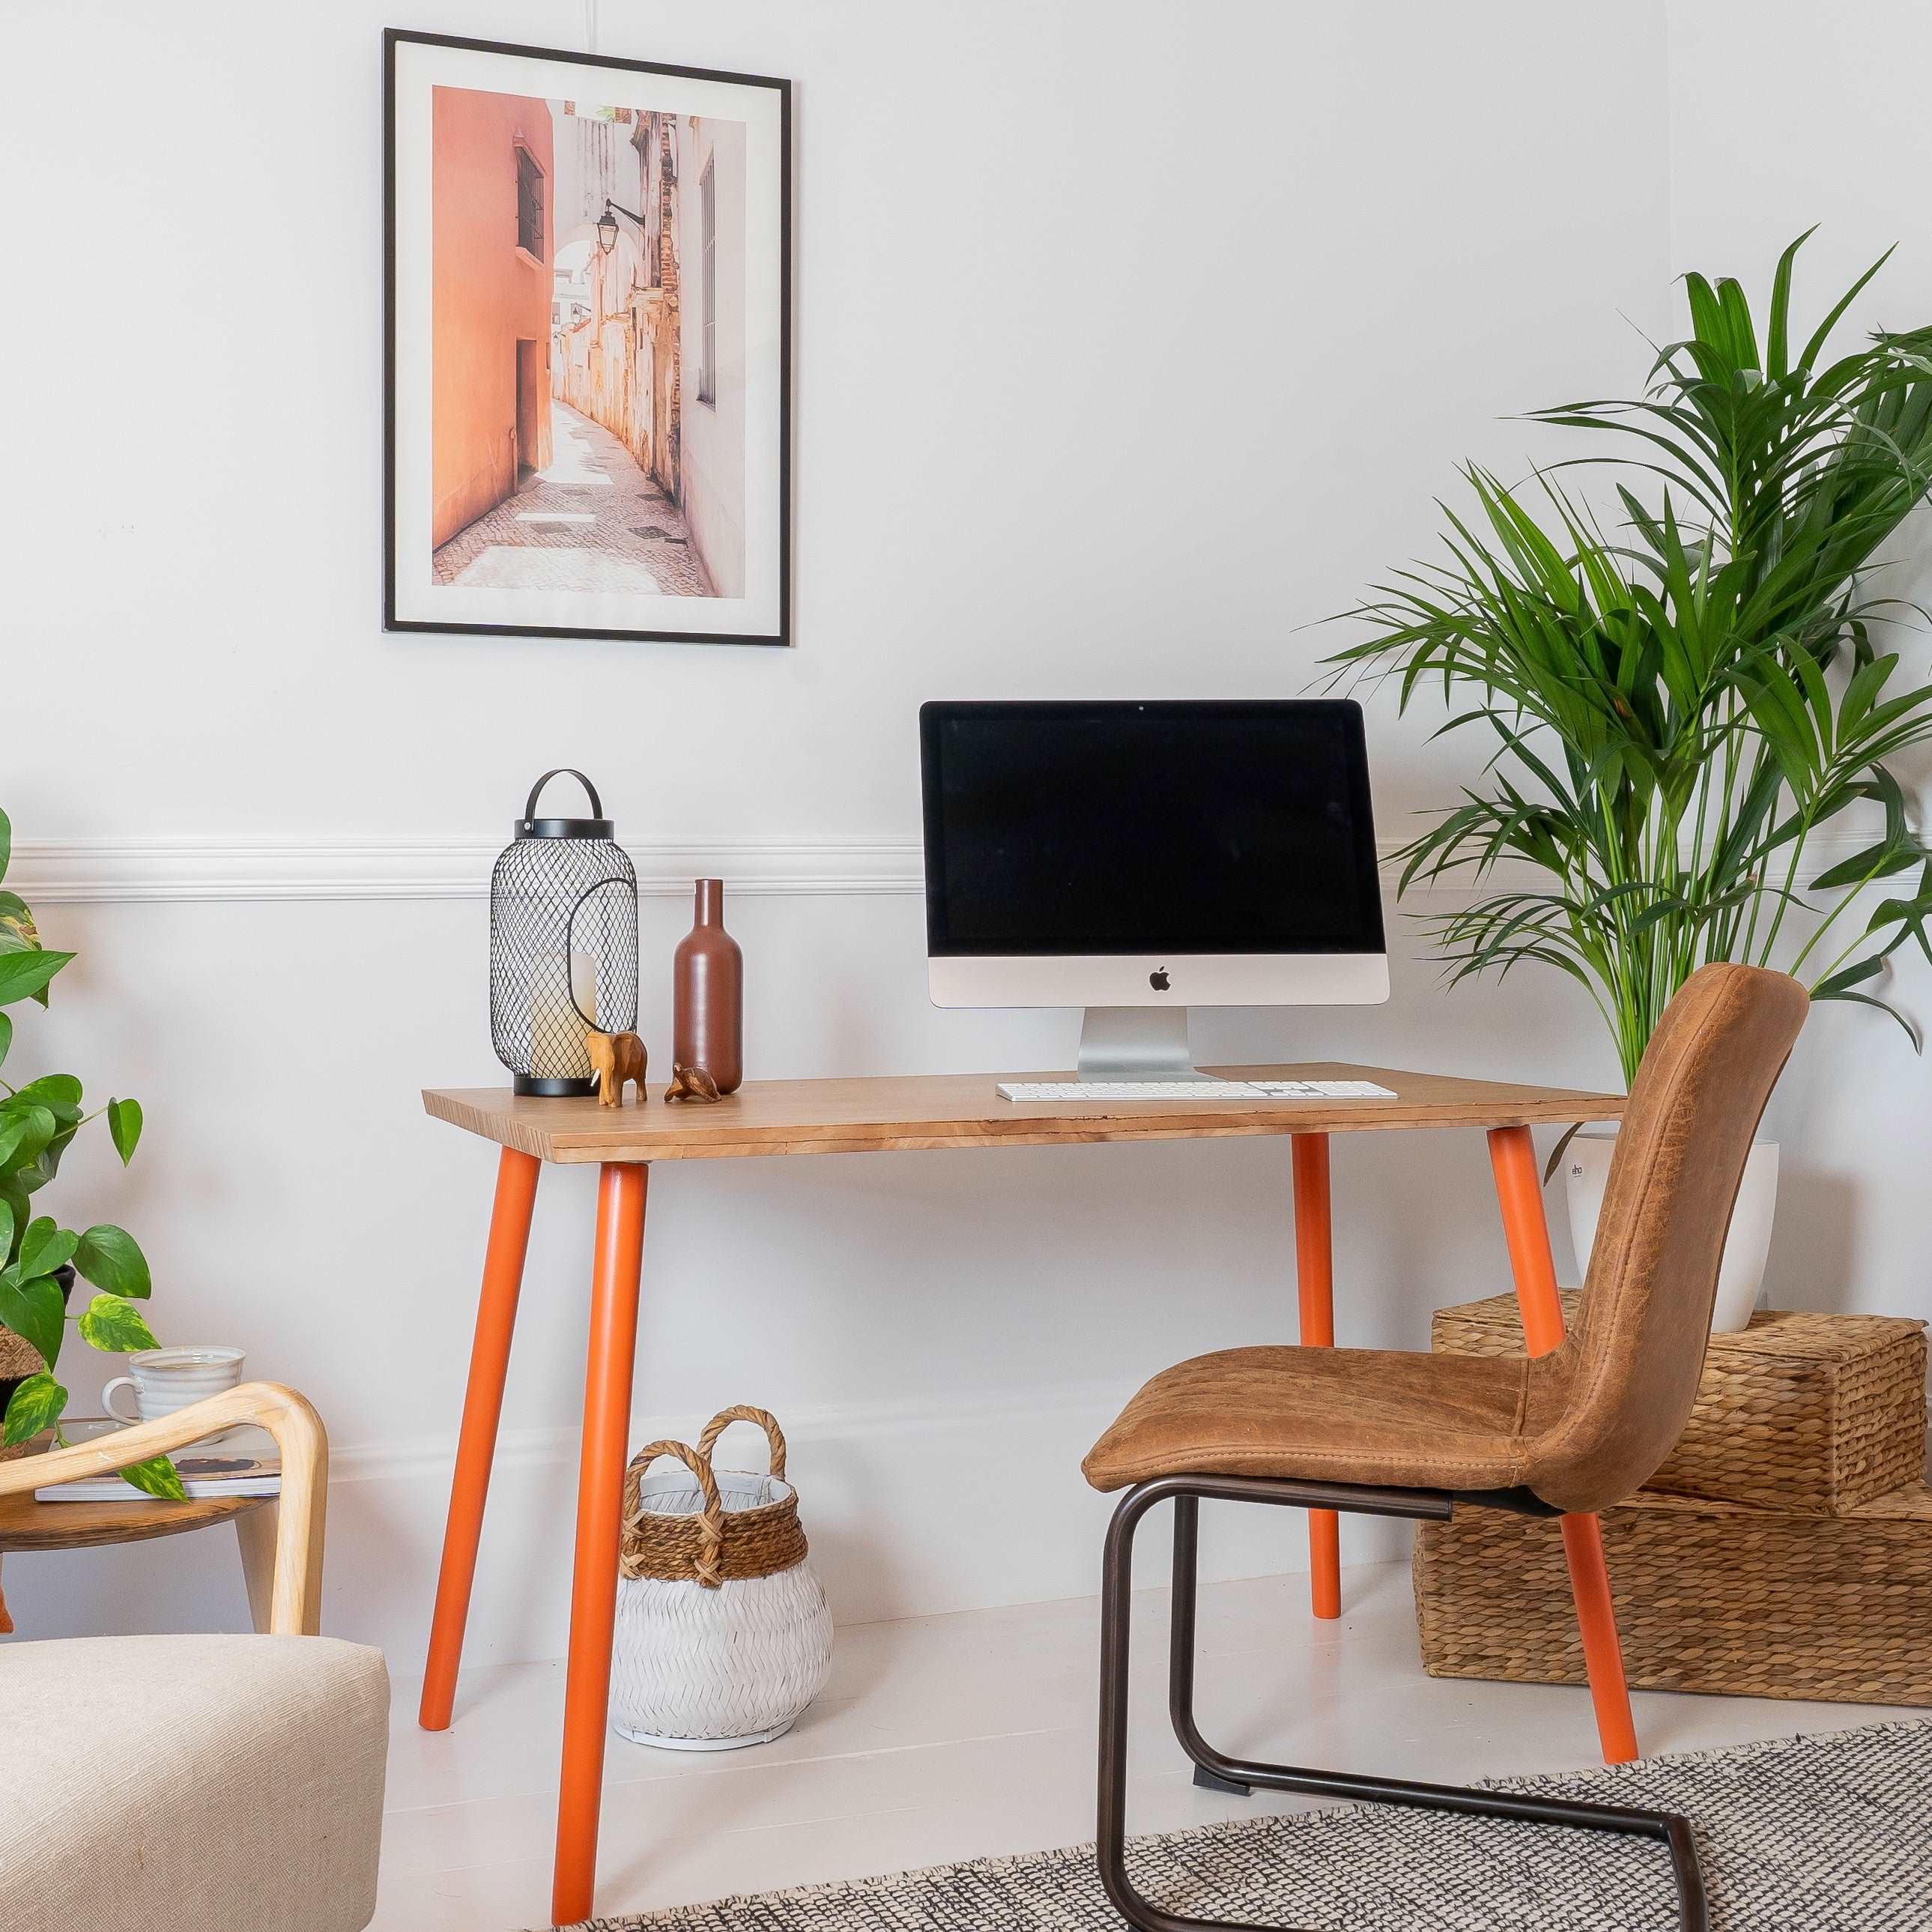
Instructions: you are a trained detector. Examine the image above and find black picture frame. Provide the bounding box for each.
[383,28,792,646]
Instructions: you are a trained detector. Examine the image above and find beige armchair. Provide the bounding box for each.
[0,1383,389,1932]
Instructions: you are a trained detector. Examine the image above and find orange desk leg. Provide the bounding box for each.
[420,1145,542,1732]
[1488,1124,1639,1766]
[1291,1133,1341,1620]
[552,1162,649,1929]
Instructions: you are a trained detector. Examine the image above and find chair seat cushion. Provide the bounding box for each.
[1081,1345,1531,1494]
[0,1633,388,1932]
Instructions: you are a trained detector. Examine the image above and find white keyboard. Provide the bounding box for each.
[995,1079,1396,1103]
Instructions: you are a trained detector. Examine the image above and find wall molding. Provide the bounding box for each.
[10,838,926,904]
[10,832,1879,906]
[327,1376,1123,1488]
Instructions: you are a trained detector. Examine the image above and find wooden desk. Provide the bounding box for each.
[421,1063,1626,1925]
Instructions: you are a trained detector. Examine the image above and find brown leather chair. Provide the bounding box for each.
[1081,963,1809,1932]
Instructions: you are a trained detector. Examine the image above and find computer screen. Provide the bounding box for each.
[919,700,1384,958]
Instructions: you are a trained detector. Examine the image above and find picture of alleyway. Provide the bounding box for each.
[431,401,713,596]
[415,85,751,629]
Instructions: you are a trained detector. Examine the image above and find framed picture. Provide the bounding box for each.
[384,30,790,646]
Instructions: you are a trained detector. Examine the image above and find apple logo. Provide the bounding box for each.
[1149,968,1172,992]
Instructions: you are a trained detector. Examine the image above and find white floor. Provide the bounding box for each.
[372,1560,1913,1931]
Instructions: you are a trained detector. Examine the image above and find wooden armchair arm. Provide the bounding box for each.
[0,1381,329,1635]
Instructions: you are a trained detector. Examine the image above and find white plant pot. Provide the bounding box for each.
[1564,1133,1778,1335]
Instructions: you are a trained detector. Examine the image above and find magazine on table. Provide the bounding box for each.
[33,1418,282,1503]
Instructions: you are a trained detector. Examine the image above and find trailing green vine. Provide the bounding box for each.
[0,807,180,1497]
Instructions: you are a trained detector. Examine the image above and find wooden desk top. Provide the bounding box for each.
[423,1064,1623,1165]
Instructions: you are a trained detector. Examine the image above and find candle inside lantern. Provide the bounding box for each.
[530,950,598,1080]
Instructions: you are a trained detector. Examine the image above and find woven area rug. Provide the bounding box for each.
[556,1719,1932,1931]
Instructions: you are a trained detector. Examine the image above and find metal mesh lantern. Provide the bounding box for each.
[491,770,639,1096]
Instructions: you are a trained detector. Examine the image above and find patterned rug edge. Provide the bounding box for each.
[545,1715,1932,1931]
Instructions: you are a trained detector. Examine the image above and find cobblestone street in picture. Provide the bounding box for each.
[431,402,713,596]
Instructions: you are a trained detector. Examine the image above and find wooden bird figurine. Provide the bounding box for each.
[664,1062,723,1103]
[587,1030,647,1106]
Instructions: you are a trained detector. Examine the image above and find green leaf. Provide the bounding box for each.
[10,1075,80,1112]
[1765,228,1815,380]
[76,1291,160,1354]
[0,1106,58,1169]
[0,1011,10,1067]
[21,1122,74,1195]
[1797,246,1896,373]
[73,1225,151,1299]
[0,1271,66,1367]
[0,949,72,1008]
[116,1454,187,1502]
[18,1217,76,1280]
[0,1198,12,1265]
[1811,957,1886,999]
[0,808,10,885]
[0,1178,25,1256]
[7,1084,82,1142]
[1541,1121,1590,1185]
[2,1372,66,1447]
[1811,841,1919,893]
[1827,990,1922,1050]
[107,1097,143,1166]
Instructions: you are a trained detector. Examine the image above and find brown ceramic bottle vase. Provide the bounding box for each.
[672,878,743,1094]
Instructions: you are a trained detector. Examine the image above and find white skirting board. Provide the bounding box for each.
[7,1384,1408,1668]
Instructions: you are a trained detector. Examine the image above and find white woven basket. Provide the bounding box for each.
[611,1408,833,1751]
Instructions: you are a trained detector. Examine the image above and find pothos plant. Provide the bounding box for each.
[0,808,181,1497]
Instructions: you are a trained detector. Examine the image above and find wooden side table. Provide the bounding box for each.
[0,1483,279,1635]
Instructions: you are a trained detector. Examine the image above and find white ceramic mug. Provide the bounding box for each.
[101,1346,246,1447]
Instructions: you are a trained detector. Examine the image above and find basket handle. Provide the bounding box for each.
[695,1405,788,1482]
[623,1440,724,1588]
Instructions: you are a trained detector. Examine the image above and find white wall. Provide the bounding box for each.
[22,0,1884,1672]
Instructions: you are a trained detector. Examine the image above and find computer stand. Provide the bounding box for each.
[1076,1006,1201,1081]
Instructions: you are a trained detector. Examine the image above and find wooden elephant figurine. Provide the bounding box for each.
[587,1030,647,1106]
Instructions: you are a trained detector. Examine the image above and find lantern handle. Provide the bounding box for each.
[564,876,641,1032]
[524,768,604,823]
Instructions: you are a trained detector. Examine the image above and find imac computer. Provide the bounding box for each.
[918,699,1389,1087]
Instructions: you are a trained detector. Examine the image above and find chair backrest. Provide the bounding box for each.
[1522,963,1809,1513]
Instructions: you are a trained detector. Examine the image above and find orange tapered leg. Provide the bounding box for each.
[552,1162,649,1929]
[420,1145,542,1732]
[1488,1124,1639,1766]
[1291,1133,1341,1620]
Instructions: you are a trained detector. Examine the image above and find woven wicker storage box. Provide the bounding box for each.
[1432,1294,1926,1514]
[1414,1483,1932,1706]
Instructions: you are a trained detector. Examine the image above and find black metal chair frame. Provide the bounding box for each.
[1097,1473,1709,1932]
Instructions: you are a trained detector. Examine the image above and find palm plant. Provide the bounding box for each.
[1332,232,1932,1087]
